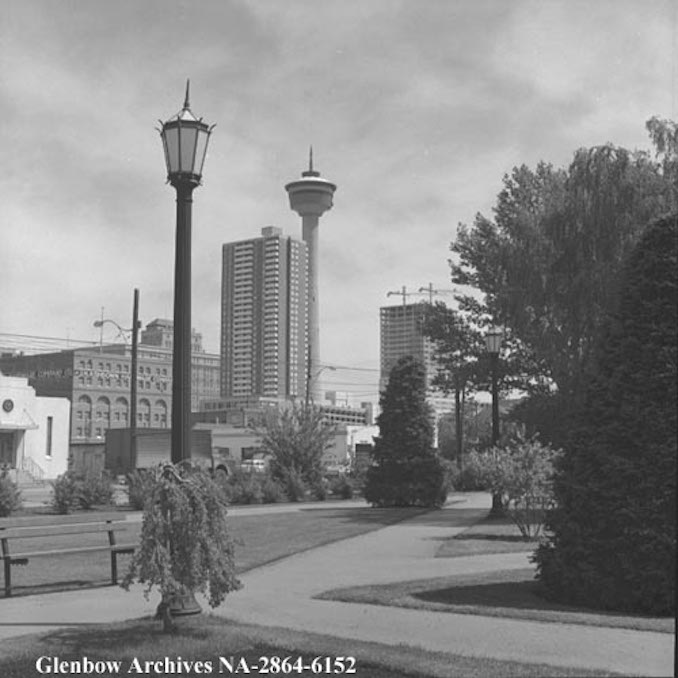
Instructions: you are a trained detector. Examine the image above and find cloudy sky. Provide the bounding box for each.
[1,0,675,402]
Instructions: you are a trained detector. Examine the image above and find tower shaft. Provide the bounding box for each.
[302,214,320,402]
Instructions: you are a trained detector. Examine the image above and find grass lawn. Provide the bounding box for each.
[436,515,537,558]
[0,611,620,678]
[317,514,675,634]
[1,504,426,597]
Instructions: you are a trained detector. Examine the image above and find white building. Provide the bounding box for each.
[0,372,70,483]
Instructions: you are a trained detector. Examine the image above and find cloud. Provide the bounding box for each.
[1,0,675,392]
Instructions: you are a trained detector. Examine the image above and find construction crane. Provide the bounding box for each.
[386,286,422,305]
[417,282,457,303]
[386,284,457,305]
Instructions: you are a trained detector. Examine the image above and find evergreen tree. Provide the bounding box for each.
[364,356,447,507]
[534,213,677,615]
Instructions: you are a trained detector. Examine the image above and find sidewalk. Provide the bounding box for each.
[0,493,674,676]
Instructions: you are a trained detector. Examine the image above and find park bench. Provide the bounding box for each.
[0,512,136,597]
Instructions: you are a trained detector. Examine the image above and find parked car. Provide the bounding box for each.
[240,459,266,473]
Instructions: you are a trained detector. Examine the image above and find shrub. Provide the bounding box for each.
[365,356,447,508]
[534,214,677,615]
[260,476,286,503]
[445,461,488,492]
[463,435,559,540]
[127,470,158,511]
[230,472,264,505]
[329,474,355,499]
[0,476,22,517]
[78,472,114,509]
[122,465,241,632]
[50,472,82,514]
[283,469,307,502]
[311,478,329,501]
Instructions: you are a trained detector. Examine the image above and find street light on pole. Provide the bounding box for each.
[159,82,214,465]
[485,325,503,517]
[92,289,140,467]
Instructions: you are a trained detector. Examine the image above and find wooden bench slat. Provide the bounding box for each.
[0,513,127,528]
[0,523,129,540]
[2,544,137,560]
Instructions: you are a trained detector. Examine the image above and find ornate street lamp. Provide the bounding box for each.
[485,325,503,517]
[159,82,214,465]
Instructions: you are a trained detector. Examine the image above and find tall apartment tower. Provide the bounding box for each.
[285,149,336,402]
[380,302,454,439]
[220,226,308,399]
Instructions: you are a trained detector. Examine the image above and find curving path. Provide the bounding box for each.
[0,493,673,676]
[212,493,674,677]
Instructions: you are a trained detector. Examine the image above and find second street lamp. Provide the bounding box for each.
[159,82,214,465]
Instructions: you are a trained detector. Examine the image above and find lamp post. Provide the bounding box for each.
[159,82,214,465]
[485,326,503,517]
[92,289,140,467]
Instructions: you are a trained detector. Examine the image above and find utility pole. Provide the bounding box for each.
[130,289,140,469]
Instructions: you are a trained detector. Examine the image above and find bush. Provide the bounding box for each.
[283,469,307,502]
[0,476,22,517]
[78,472,114,509]
[534,214,677,615]
[445,460,488,492]
[230,472,264,505]
[127,470,158,511]
[463,435,559,539]
[50,472,81,514]
[260,476,286,503]
[329,474,355,499]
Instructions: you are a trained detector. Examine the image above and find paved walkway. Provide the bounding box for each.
[0,494,674,676]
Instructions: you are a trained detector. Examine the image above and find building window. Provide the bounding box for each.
[45,416,53,458]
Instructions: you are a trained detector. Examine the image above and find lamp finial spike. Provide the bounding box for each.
[184,79,191,109]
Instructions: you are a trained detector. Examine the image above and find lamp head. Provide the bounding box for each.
[159,80,214,187]
[485,326,503,354]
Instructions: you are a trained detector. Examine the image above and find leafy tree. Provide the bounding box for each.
[122,465,241,631]
[420,303,483,468]
[364,356,447,507]
[256,401,337,496]
[451,140,673,399]
[421,301,547,454]
[534,213,677,615]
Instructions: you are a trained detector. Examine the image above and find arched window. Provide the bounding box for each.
[114,397,129,425]
[76,395,92,437]
[139,398,151,427]
[155,399,168,428]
